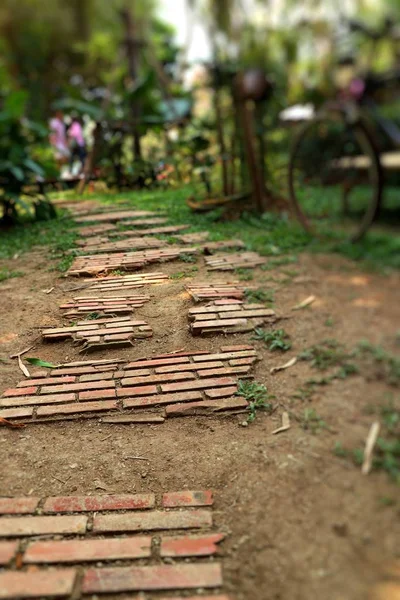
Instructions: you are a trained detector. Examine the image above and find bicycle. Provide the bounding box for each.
[288,18,400,241]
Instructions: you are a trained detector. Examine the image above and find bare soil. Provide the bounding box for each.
[0,247,399,600]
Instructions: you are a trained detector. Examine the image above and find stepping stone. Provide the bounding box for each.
[42,316,152,350]
[203,240,246,252]
[176,231,210,244]
[77,224,118,237]
[76,237,168,254]
[67,248,198,276]
[59,294,151,318]
[68,272,169,293]
[116,224,190,237]
[186,282,255,302]
[0,345,257,424]
[0,490,230,598]
[189,301,277,335]
[74,211,164,224]
[205,252,267,271]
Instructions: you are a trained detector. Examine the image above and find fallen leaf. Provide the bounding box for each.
[0,417,25,428]
[270,356,297,374]
[25,358,57,368]
[18,355,30,378]
[362,421,380,475]
[272,412,291,435]
[292,295,316,310]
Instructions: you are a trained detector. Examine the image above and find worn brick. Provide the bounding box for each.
[198,367,250,378]
[40,380,115,394]
[117,385,158,398]
[0,393,76,408]
[121,372,195,387]
[155,361,224,374]
[163,490,213,508]
[221,344,257,352]
[101,414,165,424]
[228,357,257,366]
[0,497,39,515]
[24,536,152,564]
[82,563,222,593]
[192,351,256,362]
[0,569,77,598]
[158,596,230,600]
[0,515,87,537]
[93,509,212,533]
[17,376,75,388]
[160,533,224,557]
[79,372,115,382]
[0,541,18,565]
[43,493,155,513]
[166,397,247,417]
[161,377,236,393]
[79,388,116,400]
[36,400,117,417]
[205,386,238,398]
[2,387,37,397]
[123,391,203,409]
[125,357,190,369]
[0,407,33,419]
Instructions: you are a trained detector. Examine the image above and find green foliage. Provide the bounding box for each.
[236,380,274,423]
[356,340,400,387]
[0,268,23,282]
[235,268,253,281]
[25,358,56,368]
[301,408,327,434]
[298,339,353,370]
[244,288,274,305]
[252,328,292,352]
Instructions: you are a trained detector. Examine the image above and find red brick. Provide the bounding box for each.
[198,367,249,378]
[221,344,256,352]
[163,490,213,508]
[36,400,117,417]
[161,377,236,393]
[152,351,210,359]
[24,536,151,564]
[0,393,75,408]
[205,386,238,398]
[166,397,247,416]
[93,509,212,533]
[79,388,116,400]
[0,541,18,565]
[0,407,33,419]
[228,357,257,366]
[123,391,203,409]
[117,385,158,398]
[192,351,256,362]
[113,368,150,378]
[17,376,75,388]
[155,361,224,374]
[121,372,195,387]
[0,569,76,598]
[43,493,155,513]
[160,533,224,557]
[158,596,230,600]
[40,380,115,394]
[79,372,115,382]
[2,387,37,397]
[125,357,190,369]
[0,497,39,515]
[0,515,87,537]
[82,563,222,593]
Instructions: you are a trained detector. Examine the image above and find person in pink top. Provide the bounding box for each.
[68,115,87,174]
[49,110,70,169]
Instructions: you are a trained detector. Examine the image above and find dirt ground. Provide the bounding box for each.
[0,246,399,600]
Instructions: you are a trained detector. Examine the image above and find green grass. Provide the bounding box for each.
[301,408,327,434]
[0,268,24,282]
[252,328,292,351]
[244,288,274,305]
[236,380,274,423]
[0,184,399,272]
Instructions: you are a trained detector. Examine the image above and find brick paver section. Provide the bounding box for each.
[0,491,228,598]
[0,345,255,424]
[77,223,118,237]
[205,251,267,270]
[0,497,39,514]
[186,282,255,301]
[42,315,152,350]
[77,236,168,254]
[73,271,169,293]
[67,247,198,276]
[59,293,151,317]
[74,210,166,224]
[189,300,277,335]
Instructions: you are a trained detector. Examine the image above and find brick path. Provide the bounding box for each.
[59,293,151,317]
[0,346,256,423]
[205,252,267,271]
[0,490,231,598]
[186,282,255,301]
[189,300,277,335]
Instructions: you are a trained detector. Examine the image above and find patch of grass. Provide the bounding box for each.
[180,253,197,263]
[324,317,334,327]
[298,339,355,371]
[236,380,274,423]
[356,340,400,387]
[110,269,125,276]
[244,288,274,305]
[170,271,186,280]
[301,408,327,434]
[235,268,254,281]
[85,312,101,320]
[252,328,292,351]
[261,255,298,270]
[0,268,24,282]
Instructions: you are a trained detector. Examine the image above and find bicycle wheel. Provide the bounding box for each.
[288,110,383,241]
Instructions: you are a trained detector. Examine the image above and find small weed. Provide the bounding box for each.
[252,328,292,352]
[180,253,197,263]
[0,268,23,282]
[378,496,396,506]
[356,340,400,387]
[333,441,348,458]
[298,339,355,371]
[325,317,334,327]
[109,269,125,276]
[170,271,186,280]
[301,408,327,433]
[235,268,254,281]
[244,288,274,305]
[236,380,274,423]
[261,255,298,270]
[85,312,101,320]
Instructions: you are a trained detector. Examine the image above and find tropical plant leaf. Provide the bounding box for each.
[25,358,57,368]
